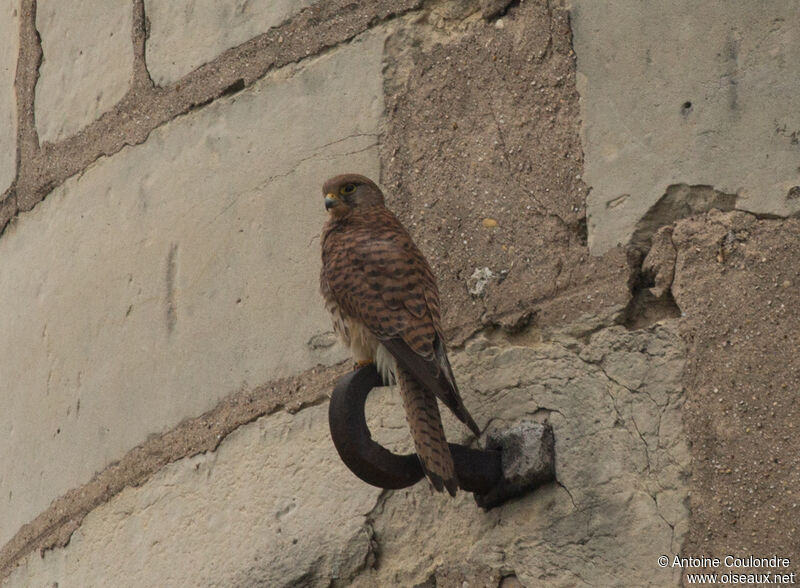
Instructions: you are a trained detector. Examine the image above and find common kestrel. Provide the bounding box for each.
[319,173,480,495]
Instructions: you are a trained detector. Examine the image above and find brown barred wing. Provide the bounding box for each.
[322,208,480,437]
[324,209,439,355]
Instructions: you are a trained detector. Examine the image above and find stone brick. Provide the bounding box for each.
[35,0,133,142]
[0,1,19,193]
[144,0,316,86]
[0,29,385,547]
[4,404,383,587]
[572,0,800,252]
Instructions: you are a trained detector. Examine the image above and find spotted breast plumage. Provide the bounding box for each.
[319,173,480,496]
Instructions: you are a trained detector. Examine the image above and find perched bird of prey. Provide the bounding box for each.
[319,173,481,496]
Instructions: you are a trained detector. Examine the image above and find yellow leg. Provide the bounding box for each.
[353,359,374,370]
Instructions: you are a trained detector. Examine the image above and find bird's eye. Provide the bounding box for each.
[340,184,356,196]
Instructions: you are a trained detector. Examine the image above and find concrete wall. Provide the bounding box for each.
[1,1,798,586]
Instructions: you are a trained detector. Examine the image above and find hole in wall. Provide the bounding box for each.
[221,78,245,97]
[623,286,681,330]
[681,101,693,115]
[629,184,737,253]
[621,250,681,330]
[575,217,588,246]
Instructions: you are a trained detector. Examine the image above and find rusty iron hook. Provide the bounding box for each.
[328,364,504,497]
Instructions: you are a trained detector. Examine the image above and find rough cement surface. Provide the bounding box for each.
[0,1,19,195]
[668,211,800,574]
[350,321,689,587]
[381,0,633,344]
[480,0,516,20]
[35,0,133,143]
[4,320,690,587]
[572,0,800,253]
[145,0,315,85]
[0,30,385,549]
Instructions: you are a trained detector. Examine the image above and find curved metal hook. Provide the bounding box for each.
[328,364,503,495]
[328,365,424,489]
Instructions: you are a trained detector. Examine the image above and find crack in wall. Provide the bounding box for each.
[630,184,739,254]
[545,327,688,548]
[165,243,178,335]
[604,383,652,475]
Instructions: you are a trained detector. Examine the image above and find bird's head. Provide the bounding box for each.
[322,174,385,217]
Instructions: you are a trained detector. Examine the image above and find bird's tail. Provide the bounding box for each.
[396,365,458,496]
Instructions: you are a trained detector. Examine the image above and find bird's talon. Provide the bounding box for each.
[354,360,374,370]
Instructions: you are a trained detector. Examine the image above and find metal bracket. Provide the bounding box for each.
[328,364,555,509]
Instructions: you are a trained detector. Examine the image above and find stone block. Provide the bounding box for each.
[0,1,19,194]
[477,420,555,509]
[144,0,316,86]
[4,404,383,587]
[35,0,133,142]
[0,29,385,547]
[572,0,800,252]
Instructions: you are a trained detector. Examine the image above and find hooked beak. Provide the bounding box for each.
[324,192,340,210]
